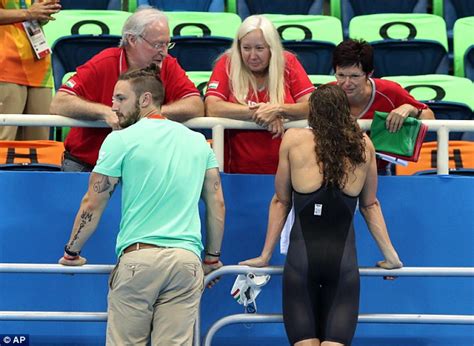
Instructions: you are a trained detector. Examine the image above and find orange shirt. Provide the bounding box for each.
[0,0,53,87]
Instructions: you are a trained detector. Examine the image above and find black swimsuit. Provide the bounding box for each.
[283,186,360,345]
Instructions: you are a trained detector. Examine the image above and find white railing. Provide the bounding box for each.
[196,265,474,346]
[1,263,473,345]
[1,114,473,174]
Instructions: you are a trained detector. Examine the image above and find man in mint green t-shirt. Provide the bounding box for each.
[58,65,225,346]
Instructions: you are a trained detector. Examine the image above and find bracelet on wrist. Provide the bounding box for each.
[205,250,221,257]
[203,259,219,265]
[64,244,81,257]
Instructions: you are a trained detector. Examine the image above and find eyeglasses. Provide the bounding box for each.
[139,35,175,50]
[334,73,366,81]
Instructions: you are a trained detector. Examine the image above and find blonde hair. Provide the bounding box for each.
[227,15,285,105]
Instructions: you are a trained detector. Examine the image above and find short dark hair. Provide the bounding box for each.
[118,64,164,107]
[332,39,374,74]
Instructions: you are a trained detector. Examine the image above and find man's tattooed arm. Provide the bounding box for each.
[66,173,120,253]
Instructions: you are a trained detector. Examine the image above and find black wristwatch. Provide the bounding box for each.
[64,245,81,257]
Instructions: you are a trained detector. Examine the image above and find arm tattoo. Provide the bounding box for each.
[109,180,119,198]
[93,176,111,194]
[213,175,221,191]
[70,210,93,247]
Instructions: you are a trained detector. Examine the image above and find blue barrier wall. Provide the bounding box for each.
[0,172,473,345]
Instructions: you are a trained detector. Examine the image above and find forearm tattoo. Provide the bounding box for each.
[70,210,93,248]
[214,175,221,191]
[93,176,111,193]
[93,176,119,197]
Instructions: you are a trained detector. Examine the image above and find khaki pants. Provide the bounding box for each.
[0,82,51,140]
[106,247,204,346]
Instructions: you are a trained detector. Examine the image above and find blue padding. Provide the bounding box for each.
[340,0,427,37]
[169,37,232,71]
[138,0,225,12]
[465,45,474,81]
[371,40,449,77]
[237,0,323,19]
[0,173,473,344]
[61,0,121,10]
[51,35,122,90]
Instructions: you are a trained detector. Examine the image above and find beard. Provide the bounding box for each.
[117,100,141,129]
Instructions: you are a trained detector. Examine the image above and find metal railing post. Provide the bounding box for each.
[437,126,450,175]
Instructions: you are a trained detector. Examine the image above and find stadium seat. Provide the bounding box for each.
[229,0,324,20]
[264,14,343,75]
[382,74,474,140]
[60,0,121,10]
[349,14,449,77]
[395,141,474,175]
[51,35,122,91]
[166,12,241,71]
[433,0,474,53]
[186,71,212,99]
[43,10,131,47]
[453,16,474,80]
[308,74,336,87]
[330,0,428,37]
[138,0,225,11]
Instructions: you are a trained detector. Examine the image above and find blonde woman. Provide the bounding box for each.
[205,15,314,174]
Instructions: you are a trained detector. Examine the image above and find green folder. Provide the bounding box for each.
[370,111,422,157]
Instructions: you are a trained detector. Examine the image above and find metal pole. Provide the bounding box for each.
[212,124,224,172]
[202,313,474,346]
[437,126,450,175]
[0,263,114,274]
[0,311,107,321]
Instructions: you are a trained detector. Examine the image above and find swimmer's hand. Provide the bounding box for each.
[377,259,403,280]
[239,256,269,268]
[58,255,87,266]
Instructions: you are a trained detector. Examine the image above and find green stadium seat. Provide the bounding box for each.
[229,0,324,20]
[43,10,131,47]
[264,14,343,75]
[166,12,241,71]
[433,0,474,52]
[331,0,428,37]
[382,74,474,140]
[308,75,337,87]
[186,71,212,98]
[453,16,474,80]
[349,14,449,77]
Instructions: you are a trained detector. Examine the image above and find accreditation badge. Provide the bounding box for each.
[22,20,51,59]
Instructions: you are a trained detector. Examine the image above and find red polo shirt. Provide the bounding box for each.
[59,48,199,166]
[206,52,314,174]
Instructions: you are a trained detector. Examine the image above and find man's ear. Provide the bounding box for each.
[140,92,153,108]
[127,34,138,48]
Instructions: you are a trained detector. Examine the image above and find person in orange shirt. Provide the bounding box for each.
[0,0,61,140]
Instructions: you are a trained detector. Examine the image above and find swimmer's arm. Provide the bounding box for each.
[360,141,402,269]
[60,173,119,265]
[240,131,293,267]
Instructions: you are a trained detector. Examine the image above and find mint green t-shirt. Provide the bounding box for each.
[93,117,218,257]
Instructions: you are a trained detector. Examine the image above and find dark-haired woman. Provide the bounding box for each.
[240,84,403,346]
